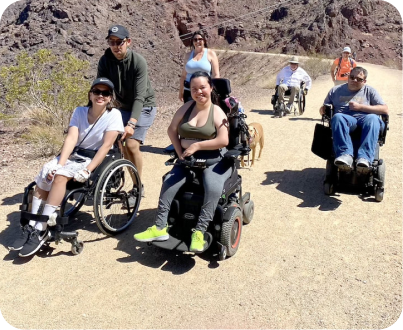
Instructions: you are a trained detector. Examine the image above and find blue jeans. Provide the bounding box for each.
[331,113,384,163]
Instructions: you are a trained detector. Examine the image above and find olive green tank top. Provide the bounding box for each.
[178,102,216,140]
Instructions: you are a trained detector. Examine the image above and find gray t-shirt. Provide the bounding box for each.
[324,84,385,119]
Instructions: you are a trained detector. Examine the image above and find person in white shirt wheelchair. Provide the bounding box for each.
[271,56,312,117]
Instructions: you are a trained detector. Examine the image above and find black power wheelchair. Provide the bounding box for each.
[314,105,389,202]
[271,81,306,118]
[18,137,141,255]
[151,78,254,260]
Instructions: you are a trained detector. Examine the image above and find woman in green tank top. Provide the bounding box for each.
[134,71,231,253]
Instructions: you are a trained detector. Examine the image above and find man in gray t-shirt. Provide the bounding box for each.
[319,67,388,171]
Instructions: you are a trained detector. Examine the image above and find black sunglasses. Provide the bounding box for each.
[91,89,112,97]
[193,38,204,42]
[349,75,365,83]
[107,38,126,47]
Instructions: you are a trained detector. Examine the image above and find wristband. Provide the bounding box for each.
[128,120,137,127]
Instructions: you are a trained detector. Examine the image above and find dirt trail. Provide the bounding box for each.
[0,62,401,329]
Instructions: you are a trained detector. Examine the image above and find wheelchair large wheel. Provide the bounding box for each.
[298,92,306,115]
[374,161,385,202]
[94,159,141,235]
[63,191,86,217]
[220,206,242,258]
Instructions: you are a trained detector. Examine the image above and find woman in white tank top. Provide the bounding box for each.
[179,31,220,103]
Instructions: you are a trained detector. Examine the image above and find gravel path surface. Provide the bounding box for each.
[0,62,401,329]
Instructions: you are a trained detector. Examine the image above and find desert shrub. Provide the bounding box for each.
[262,75,277,89]
[301,56,332,80]
[0,49,90,156]
[383,59,400,70]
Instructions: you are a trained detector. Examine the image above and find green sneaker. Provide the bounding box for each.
[189,229,205,252]
[134,225,169,242]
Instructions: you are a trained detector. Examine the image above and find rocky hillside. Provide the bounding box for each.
[0,0,401,103]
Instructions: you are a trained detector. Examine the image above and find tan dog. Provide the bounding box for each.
[241,122,264,168]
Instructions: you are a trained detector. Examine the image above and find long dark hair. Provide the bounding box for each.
[86,85,119,110]
[189,71,218,105]
[190,30,208,49]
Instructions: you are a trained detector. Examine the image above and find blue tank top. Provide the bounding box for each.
[185,49,211,87]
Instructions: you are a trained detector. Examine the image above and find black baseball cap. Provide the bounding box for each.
[106,25,130,39]
[91,77,114,90]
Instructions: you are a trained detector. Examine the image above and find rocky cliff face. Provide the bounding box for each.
[0,0,401,94]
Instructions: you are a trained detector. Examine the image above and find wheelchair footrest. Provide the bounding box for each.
[152,232,212,252]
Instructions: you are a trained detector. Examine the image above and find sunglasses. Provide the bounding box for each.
[91,89,112,97]
[349,76,365,83]
[193,38,204,42]
[107,38,126,47]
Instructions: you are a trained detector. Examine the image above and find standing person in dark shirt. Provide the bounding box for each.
[97,24,157,197]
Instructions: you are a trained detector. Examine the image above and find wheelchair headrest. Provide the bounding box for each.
[212,78,231,97]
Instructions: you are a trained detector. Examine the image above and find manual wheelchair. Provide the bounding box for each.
[319,105,389,202]
[19,137,141,255]
[271,81,306,117]
[151,78,254,260]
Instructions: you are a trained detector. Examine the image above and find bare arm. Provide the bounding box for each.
[349,102,389,115]
[209,49,220,78]
[179,52,191,102]
[319,105,326,116]
[58,126,79,166]
[86,130,119,172]
[330,63,337,81]
[167,104,190,159]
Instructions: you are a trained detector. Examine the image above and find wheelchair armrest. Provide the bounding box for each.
[379,114,389,145]
[224,149,242,159]
[322,104,333,121]
[381,114,389,125]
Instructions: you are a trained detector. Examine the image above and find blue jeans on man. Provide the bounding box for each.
[331,113,385,163]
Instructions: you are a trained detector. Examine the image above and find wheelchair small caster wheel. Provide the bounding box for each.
[374,187,384,202]
[324,182,334,195]
[71,241,84,255]
[219,246,227,261]
[242,200,254,224]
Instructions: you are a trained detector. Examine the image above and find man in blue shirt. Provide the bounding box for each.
[319,67,388,172]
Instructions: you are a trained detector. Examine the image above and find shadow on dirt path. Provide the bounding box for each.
[262,168,342,211]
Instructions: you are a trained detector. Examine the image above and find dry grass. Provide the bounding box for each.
[20,106,66,156]
[301,56,332,80]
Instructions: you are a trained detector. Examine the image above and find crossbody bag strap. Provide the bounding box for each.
[75,108,106,149]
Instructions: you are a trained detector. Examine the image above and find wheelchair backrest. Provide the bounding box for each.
[212,78,232,115]
[212,78,249,151]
